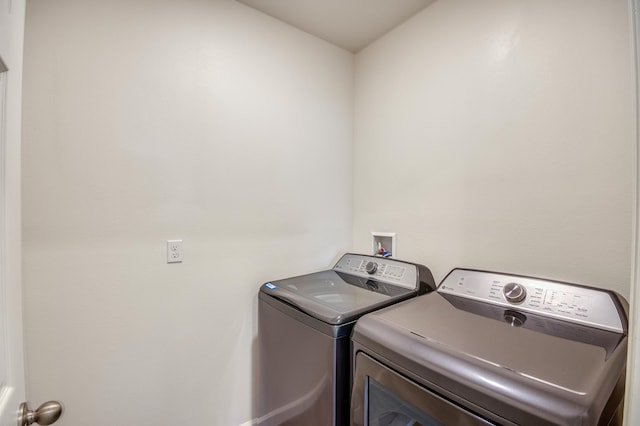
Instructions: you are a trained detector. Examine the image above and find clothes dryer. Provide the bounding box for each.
[351,268,628,426]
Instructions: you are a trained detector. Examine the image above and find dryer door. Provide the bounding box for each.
[351,352,495,426]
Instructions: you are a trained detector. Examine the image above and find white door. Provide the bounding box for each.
[0,53,25,426]
[0,62,61,425]
[0,51,24,426]
[0,1,52,426]
[0,2,61,425]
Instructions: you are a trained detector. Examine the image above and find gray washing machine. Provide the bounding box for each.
[257,253,436,426]
[351,268,628,426]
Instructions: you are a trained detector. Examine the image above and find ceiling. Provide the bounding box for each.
[236,0,435,53]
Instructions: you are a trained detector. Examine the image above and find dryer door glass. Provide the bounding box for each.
[352,353,494,426]
[368,378,440,426]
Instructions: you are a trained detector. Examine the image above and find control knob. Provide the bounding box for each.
[503,282,526,304]
[503,310,526,327]
[365,261,378,274]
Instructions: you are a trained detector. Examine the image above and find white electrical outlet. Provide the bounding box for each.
[167,240,183,263]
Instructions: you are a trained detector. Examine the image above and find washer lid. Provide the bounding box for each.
[352,292,627,426]
[260,270,414,325]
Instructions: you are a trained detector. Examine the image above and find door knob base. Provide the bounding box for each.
[18,402,29,426]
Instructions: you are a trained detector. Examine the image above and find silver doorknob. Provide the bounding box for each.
[18,401,63,426]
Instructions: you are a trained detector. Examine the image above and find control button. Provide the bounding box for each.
[503,282,527,304]
[365,261,378,275]
[577,306,590,316]
[504,310,526,327]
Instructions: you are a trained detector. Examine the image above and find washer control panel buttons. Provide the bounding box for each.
[333,254,417,290]
[503,310,527,327]
[503,282,527,304]
[438,269,625,333]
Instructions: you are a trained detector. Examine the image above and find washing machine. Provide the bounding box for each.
[351,268,628,426]
[257,253,436,426]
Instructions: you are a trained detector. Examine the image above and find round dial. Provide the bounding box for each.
[503,282,527,304]
[365,261,378,274]
[503,310,526,327]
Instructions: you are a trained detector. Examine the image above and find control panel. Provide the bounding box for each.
[333,254,418,290]
[438,269,625,333]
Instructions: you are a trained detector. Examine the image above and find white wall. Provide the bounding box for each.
[353,0,634,299]
[21,0,636,424]
[21,1,352,425]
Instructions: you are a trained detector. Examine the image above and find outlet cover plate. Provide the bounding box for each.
[167,240,183,263]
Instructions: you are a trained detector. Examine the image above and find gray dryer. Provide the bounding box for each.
[351,268,628,426]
